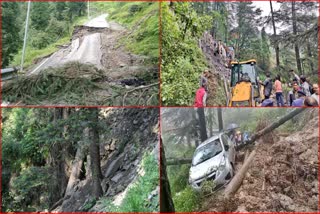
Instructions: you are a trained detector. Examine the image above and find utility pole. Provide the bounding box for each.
[20,1,31,73]
[87,1,90,19]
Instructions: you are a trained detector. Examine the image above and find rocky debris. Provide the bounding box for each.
[199,31,229,105]
[233,111,318,212]
[204,109,318,212]
[104,154,125,178]
[53,108,159,212]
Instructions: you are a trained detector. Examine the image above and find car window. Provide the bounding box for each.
[192,139,222,166]
[221,134,229,148]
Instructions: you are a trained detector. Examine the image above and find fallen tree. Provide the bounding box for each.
[166,158,192,166]
[223,108,306,198]
[224,150,256,199]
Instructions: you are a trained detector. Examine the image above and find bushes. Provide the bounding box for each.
[173,186,200,212]
[161,2,212,106]
[8,167,50,211]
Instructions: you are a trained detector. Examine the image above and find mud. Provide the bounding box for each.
[203,109,319,212]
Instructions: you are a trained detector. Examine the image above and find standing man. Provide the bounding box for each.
[260,72,272,100]
[288,81,300,106]
[194,82,207,107]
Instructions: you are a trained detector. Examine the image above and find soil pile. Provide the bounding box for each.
[234,110,318,212]
[204,109,318,212]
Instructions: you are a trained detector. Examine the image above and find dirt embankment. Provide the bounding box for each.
[198,32,229,106]
[204,109,319,212]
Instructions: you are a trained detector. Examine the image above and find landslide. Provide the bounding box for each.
[199,32,228,106]
[204,109,318,212]
[3,7,159,106]
[53,108,159,212]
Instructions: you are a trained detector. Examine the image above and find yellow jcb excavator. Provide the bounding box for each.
[227,59,262,107]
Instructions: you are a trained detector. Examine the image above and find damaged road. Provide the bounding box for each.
[3,14,158,106]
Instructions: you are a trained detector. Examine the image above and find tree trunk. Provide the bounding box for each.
[250,108,305,143]
[224,150,256,198]
[306,39,314,72]
[197,108,208,142]
[217,108,223,132]
[89,108,103,199]
[270,0,280,67]
[64,143,86,197]
[160,139,175,212]
[166,158,193,166]
[49,108,68,206]
[292,1,302,74]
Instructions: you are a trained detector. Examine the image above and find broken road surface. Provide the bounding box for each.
[30,14,113,74]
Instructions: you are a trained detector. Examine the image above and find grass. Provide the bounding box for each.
[105,2,159,60]
[97,153,159,212]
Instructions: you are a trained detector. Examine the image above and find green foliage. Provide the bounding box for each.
[168,164,190,195]
[161,2,212,106]
[173,185,200,212]
[107,2,159,61]
[31,2,51,30]
[8,167,50,211]
[1,2,21,67]
[99,153,159,212]
[6,2,88,67]
[200,180,216,195]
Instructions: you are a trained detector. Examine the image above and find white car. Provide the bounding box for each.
[189,133,236,190]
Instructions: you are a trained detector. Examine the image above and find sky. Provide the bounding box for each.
[251,1,281,33]
[252,1,280,17]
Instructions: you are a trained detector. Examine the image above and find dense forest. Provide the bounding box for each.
[161,108,318,212]
[2,108,159,212]
[2,2,159,106]
[161,2,318,106]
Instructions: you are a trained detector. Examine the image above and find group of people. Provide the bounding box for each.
[261,70,319,107]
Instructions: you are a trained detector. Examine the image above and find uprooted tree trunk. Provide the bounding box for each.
[224,150,256,199]
[249,108,306,143]
[166,158,192,166]
[223,108,306,198]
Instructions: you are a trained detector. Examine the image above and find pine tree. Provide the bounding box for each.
[1,2,21,67]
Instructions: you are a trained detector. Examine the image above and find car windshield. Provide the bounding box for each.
[192,139,223,166]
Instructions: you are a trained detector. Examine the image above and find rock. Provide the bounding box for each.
[277,193,295,211]
[104,154,125,178]
[122,163,131,170]
[133,120,138,125]
[111,172,124,183]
